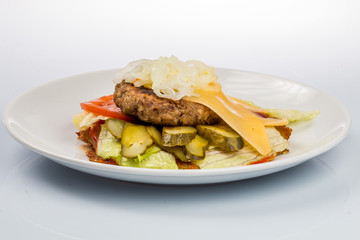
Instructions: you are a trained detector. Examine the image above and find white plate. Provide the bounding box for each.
[3,68,351,185]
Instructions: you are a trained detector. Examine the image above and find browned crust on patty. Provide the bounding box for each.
[113,81,222,126]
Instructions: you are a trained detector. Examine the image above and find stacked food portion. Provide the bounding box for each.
[73,56,319,169]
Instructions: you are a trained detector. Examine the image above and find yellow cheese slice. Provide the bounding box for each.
[228,96,267,113]
[228,96,289,126]
[185,90,272,156]
[260,117,289,126]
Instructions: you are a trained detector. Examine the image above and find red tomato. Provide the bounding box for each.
[80,95,134,122]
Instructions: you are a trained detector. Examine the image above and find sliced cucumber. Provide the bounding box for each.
[121,124,153,158]
[196,124,244,151]
[162,126,197,146]
[105,118,126,139]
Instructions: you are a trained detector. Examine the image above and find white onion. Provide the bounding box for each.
[113,56,219,100]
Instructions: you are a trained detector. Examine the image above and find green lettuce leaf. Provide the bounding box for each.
[115,149,178,169]
[96,124,122,159]
[266,109,320,122]
[136,145,161,163]
[236,99,319,122]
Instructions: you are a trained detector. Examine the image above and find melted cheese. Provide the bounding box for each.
[185,90,272,156]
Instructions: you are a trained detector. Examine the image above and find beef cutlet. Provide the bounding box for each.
[113,81,221,126]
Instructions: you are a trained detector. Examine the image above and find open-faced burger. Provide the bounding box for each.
[73,56,319,169]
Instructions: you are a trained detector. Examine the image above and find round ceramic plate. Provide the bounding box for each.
[3,68,351,184]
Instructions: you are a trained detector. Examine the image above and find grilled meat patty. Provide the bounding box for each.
[113,81,222,126]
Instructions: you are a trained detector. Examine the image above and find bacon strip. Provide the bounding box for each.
[275,126,293,140]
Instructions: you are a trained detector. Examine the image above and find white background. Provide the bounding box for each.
[1,0,359,239]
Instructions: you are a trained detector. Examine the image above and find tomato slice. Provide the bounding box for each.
[80,94,134,122]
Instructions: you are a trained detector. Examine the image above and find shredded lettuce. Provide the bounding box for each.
[136,145,161,163]
[97,124,122,159]
[266,109,320,122]
[115,148,178,169]
[195,127,288,169]
[235,99,320,123]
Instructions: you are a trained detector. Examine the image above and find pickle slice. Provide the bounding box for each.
[121,124,153,158]
[185,135,209,160]
[196,125,244,151]
[146,126,163,146]
[105,118,126,139]
[162,126,197,146]
[166,146,188,162]
[147,125,188,162]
